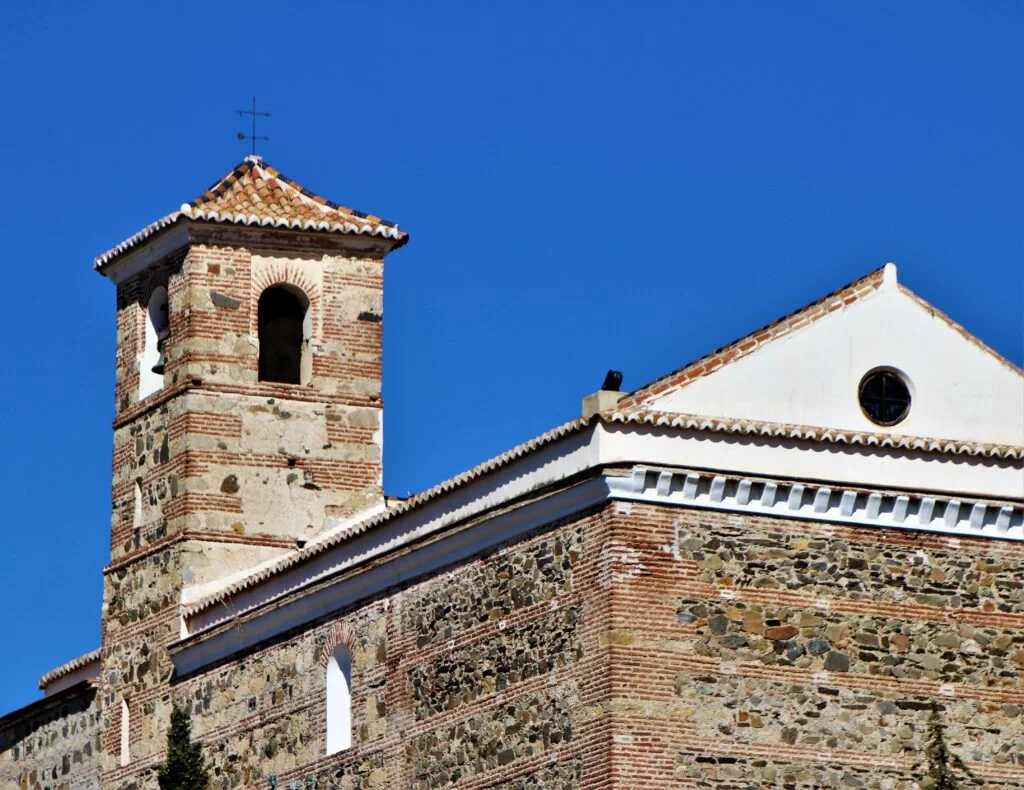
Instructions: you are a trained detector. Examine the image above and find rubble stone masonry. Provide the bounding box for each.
[104,509,613,789]
[3,495,1023,788]
[96,226,394,790]
[606,502,1024,789]
[0,684,100,790]
[109,228,388,566]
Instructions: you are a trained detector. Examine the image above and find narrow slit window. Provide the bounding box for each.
[258,286,308,384]
[133,479,143,526]
[325,644,352,754]
[120,698,130,767]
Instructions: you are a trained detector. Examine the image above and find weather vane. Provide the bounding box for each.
[237,96,271,156]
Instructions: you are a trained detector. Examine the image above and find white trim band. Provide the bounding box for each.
[608,467,1023,541]
[171,462,1022,677]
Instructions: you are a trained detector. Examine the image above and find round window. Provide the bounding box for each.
[858,369,911,426]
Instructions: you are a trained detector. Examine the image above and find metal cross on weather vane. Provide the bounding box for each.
[237,96,271,156]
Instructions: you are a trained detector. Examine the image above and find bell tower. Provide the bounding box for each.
[94,157,406,783]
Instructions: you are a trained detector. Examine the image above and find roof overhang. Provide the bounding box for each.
[94,217,406,285]
[38,647,101,695]
[94,217,191,283]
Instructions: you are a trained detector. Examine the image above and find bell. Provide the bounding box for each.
[151,341,166,376]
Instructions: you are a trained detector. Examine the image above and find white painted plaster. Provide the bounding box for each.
[607,467,1022,541]
[98,223,191,285]
[132,479,143,528]
[646,272,1024,447]
[119,698,130,767]
[174,418,1021,675]
[174,476,610,674]
[594,424,1023,501]
[182,430,599,634]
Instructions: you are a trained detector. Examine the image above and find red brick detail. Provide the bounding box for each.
[167,411,242,441]
[318,621,358,666]
[251,260,322,330]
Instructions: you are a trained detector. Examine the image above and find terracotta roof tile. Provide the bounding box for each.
[38,648,101,690]
[95,157,407,269]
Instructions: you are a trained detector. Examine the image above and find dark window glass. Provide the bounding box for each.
[858,370,910,426]
[258,287,305,384]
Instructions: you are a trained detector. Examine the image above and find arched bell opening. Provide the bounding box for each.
[139,286,169,399]
[258,285,311,385]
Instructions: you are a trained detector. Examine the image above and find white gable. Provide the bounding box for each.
[643,265,1024,447]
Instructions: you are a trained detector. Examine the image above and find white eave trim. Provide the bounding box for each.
[172,474,609,676]
[171,422,1022,677]
[39,650,101,696]
[96,222,192,284]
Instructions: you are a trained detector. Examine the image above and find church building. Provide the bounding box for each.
[1,157,1022,789]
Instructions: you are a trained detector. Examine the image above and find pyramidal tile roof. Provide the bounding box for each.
[95,157,407,268]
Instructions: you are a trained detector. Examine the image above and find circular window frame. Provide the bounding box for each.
[858,367,912,427]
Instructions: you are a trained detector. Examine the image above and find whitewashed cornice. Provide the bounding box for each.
[609,466,1022,541]
[172,476,610,676]
[182,415,1023,625]
[172,448,1022,676]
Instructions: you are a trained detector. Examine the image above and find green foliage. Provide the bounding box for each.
[157,704,210,790]
[921,704,975,789]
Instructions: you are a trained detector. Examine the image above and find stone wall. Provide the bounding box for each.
[100,545,183,780]
[0,684,100,790]
[9,496,1024,789]
[111,228,390,415]
[608,502,1024,789]
[100,509,611,790]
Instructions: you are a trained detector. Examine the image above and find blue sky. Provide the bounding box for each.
[0,2,1020,714]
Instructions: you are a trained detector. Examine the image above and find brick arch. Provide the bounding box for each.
[317,620,357,667]
[251,261,323,341]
